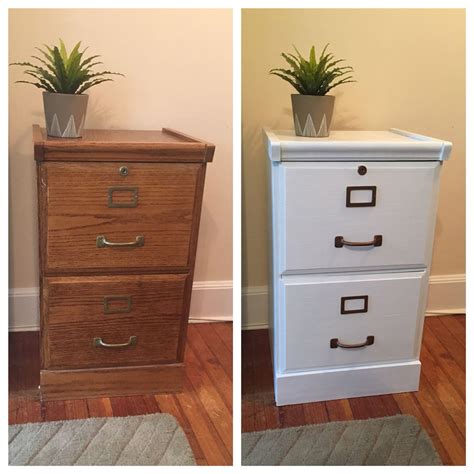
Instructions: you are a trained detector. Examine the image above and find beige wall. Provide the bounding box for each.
[9,9,233,289]
[242,9,465,290]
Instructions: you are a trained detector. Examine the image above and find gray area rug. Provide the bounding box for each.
[9,413,196,466]
[242,415,441,465]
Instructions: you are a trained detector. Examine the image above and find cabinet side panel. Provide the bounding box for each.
[267,159,283,396]
[37,163,47,369]
[415,163,442,359]
[177,163,207,361]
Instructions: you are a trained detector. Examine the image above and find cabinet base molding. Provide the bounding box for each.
[39,363,184,401]
[274,360,421,406]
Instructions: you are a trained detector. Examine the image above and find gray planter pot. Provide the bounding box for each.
[42,92,88,138]
[291,94,335,137]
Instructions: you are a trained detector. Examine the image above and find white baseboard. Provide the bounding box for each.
[8,288,40,332]
[242,273,465,330]
[9,280,233,332]
[424,274,466,316]
[188,280,233,323]
[242,285,269,330]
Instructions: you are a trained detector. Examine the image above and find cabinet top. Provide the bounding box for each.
[33,125,214,163]
[264,128,452,162]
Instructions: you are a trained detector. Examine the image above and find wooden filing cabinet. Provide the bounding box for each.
[264,128,452,406]
[33,125,214,400]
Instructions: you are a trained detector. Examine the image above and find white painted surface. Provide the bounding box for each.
[264,128,452,161]
[281,271,426,372]
[242,274,465,329]
[9,280,233,331]
[265,128,451,405]
[275,360,421,406]
[282,161,441,273]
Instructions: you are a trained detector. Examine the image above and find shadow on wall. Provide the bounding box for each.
[85,95,121,129]
[331,91,361,130]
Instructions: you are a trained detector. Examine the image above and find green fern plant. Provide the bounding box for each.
[270,44,355,95]
[10,39,124,94]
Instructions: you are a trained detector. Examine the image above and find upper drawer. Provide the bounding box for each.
[280,161,440,273]
[38,162,204,273]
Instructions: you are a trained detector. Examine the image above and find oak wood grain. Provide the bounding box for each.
[176,163,206,361]
[33,125,215,162]
[40,162,203,274]
[41,274,187,370]
[44,274,187,325]
[40,363,185,400]
[9,322,232,466]
[45,316,182,370]
[35,127,212,401]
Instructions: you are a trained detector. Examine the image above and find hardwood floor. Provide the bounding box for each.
[242,315,465,466]
[9,322,232,466]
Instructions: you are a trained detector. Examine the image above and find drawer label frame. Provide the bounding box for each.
[340,295,369,315]
[107,186,139,208]
[103,295,133,314]
[346,185,377,207]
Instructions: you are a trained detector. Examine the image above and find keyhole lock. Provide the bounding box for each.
[119,166,129,177]
[358,165,367,176]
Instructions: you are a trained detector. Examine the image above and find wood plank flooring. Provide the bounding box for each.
[242,315,465,466]
[9,322,232,466]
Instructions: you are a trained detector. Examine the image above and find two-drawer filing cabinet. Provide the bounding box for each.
[264,128,452,406]
[33,125,214,400]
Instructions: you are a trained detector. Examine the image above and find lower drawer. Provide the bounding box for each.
[42,274,188,370]
[280,271,427,372]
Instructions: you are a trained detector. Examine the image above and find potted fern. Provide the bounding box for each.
[10,39,123,138]
[270,44,355,137]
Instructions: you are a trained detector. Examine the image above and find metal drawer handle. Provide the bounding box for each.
[330,336,375,349]
[335,235,382,248]
[96,235,144,248]
[94,336,137,348]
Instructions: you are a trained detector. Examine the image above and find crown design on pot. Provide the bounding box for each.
[294,113,328,137]
[50,114,85,138]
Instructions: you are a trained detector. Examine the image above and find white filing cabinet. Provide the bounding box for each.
[264,128,452,406]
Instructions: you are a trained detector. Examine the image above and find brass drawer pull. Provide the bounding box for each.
[335,235,382,248]
[96,235,144,248]
[103,295,132,314]
[94,336,137,348]
[330,336,375,349]
[108,186,138,208]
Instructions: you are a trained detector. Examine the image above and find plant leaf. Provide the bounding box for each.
[11,40,123,94]
[52,46,69,92]
[79,54,101,69]
[270,44,355,95]
[76,78,113,94]
[15,80,50,91]
[59,38,68,63]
